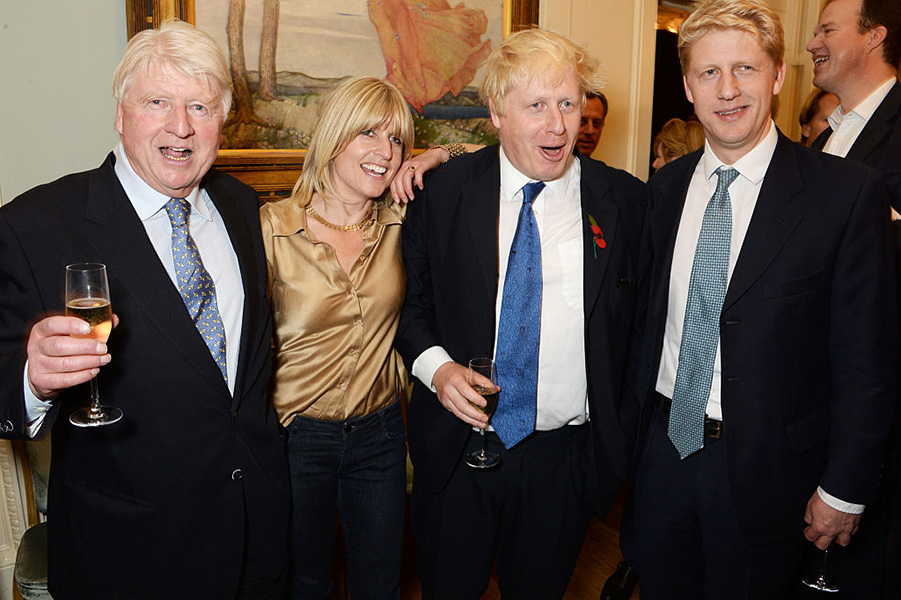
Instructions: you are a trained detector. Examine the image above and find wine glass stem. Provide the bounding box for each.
[478,428,487,457]
[88,377,103,419]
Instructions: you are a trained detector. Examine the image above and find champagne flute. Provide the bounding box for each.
[465,358,500,469]
[802,546,839,593]
[66,263,123,427]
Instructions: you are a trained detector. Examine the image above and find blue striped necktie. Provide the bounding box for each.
[492,181,545,449]
[164,198,228,383]
[668,167,738,458]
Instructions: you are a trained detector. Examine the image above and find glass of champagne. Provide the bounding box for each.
[66,263,123,427]
[465,358,500,469]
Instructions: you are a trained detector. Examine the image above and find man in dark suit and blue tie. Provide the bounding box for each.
[0,20,288,598]
[396,28,646,600]
[631,0,896,598]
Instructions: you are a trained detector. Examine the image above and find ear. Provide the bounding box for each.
[865,25,888,56]
[489,99,502,130]
[683,75,694,104]
[801,122,811,139]
[115,103,124,136]
[772,60,787,96]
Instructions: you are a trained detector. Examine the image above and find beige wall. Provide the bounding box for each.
[0,1,126,203]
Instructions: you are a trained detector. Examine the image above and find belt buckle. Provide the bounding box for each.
[704,418,723,440]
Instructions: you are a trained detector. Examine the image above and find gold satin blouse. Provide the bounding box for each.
[260,198,406,425]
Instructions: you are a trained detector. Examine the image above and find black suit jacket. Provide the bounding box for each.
[812,79,901,209]
[634,133,896,544]
[396,147,646,516]
[0,154,289,598]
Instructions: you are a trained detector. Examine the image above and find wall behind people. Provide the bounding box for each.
[0,1,126,203]
[0,0,822,200]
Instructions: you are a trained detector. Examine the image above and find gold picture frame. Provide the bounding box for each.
[125,0,538,200]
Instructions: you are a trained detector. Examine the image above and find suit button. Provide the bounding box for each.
[0,421,13,433]
[231,469,244,481]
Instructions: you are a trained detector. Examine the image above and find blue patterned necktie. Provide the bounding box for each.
[164,198,228,383]
[668,167,739,459]
[493,181,545,449]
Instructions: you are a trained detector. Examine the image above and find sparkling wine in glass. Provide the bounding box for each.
[66,263,123,427]
[465,358,500,469]
[802,547,839,593]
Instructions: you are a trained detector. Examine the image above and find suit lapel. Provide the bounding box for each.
[462,151,502,302]
[204,173,257,409]
[722,136,804,310]
[846,82,901,165]
[580,158,618,318]
[82,159,231,396]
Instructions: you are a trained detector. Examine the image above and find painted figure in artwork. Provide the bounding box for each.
[369,0,493,112]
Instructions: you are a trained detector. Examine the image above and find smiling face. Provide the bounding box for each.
[576,95,606,156]
[116,61,223,198]
[807,0,872,99]
[330,121,403,205]
[683,28,785,165]
[491,69,581,181]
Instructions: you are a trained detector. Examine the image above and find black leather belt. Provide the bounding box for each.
[656,393,724,440]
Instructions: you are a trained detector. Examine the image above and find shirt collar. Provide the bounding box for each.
[498,146,580,203]
[828,77,897,130]
[701,120,778,186]
[112,142,211,223]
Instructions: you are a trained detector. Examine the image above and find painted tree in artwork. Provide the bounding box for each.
[226,0,261,123]
[257,0,280,100]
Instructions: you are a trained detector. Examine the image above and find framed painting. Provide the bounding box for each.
[126,0,538,199]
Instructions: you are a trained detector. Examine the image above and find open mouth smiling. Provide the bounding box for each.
[161,147,192,161]
[362,163,388,176]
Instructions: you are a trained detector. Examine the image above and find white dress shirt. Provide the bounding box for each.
[412,148,589,430]
[823,77,896,158]
[24,144,244,435]
[656,121,777,421]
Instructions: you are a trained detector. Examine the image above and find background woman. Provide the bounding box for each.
[651,117,705,171]
[260,76,414,600]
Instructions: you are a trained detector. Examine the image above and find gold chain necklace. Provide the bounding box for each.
[305,205,375,232]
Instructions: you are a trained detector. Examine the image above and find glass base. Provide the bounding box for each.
[465,449,500,469]
[802,575,840,593]
[69,405,123,428]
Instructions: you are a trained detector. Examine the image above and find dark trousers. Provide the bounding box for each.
[636,406,803,600]
[286,402,408,600]
[412,423,597,600]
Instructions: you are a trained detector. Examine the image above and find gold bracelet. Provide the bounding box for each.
[433,143,467,163]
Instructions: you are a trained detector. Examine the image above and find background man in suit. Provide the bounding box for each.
[0,20,289,598]
[631,0,896,597]
[396,28,646,600]
[807,1,901,595]
[577,91,609,157]
[808,0,900,208]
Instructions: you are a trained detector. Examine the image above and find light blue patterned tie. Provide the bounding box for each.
[493,181,545,449]
[668,167,738,459]
[164,198,228,383]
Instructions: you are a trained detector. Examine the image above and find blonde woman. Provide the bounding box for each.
[260,77,414,600]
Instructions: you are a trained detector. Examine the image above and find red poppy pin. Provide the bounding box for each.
[588,215,606,258]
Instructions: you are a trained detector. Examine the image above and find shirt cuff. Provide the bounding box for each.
[817,486,865,515]
[411,346,454,392]
[23,361,55,438]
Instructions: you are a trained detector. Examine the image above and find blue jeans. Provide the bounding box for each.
[286,401,407,600]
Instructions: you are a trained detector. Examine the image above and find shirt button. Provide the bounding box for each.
[354,319,363,327]
[231,469,244,481]
[339,381,348,390]
[350,349,360,357]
